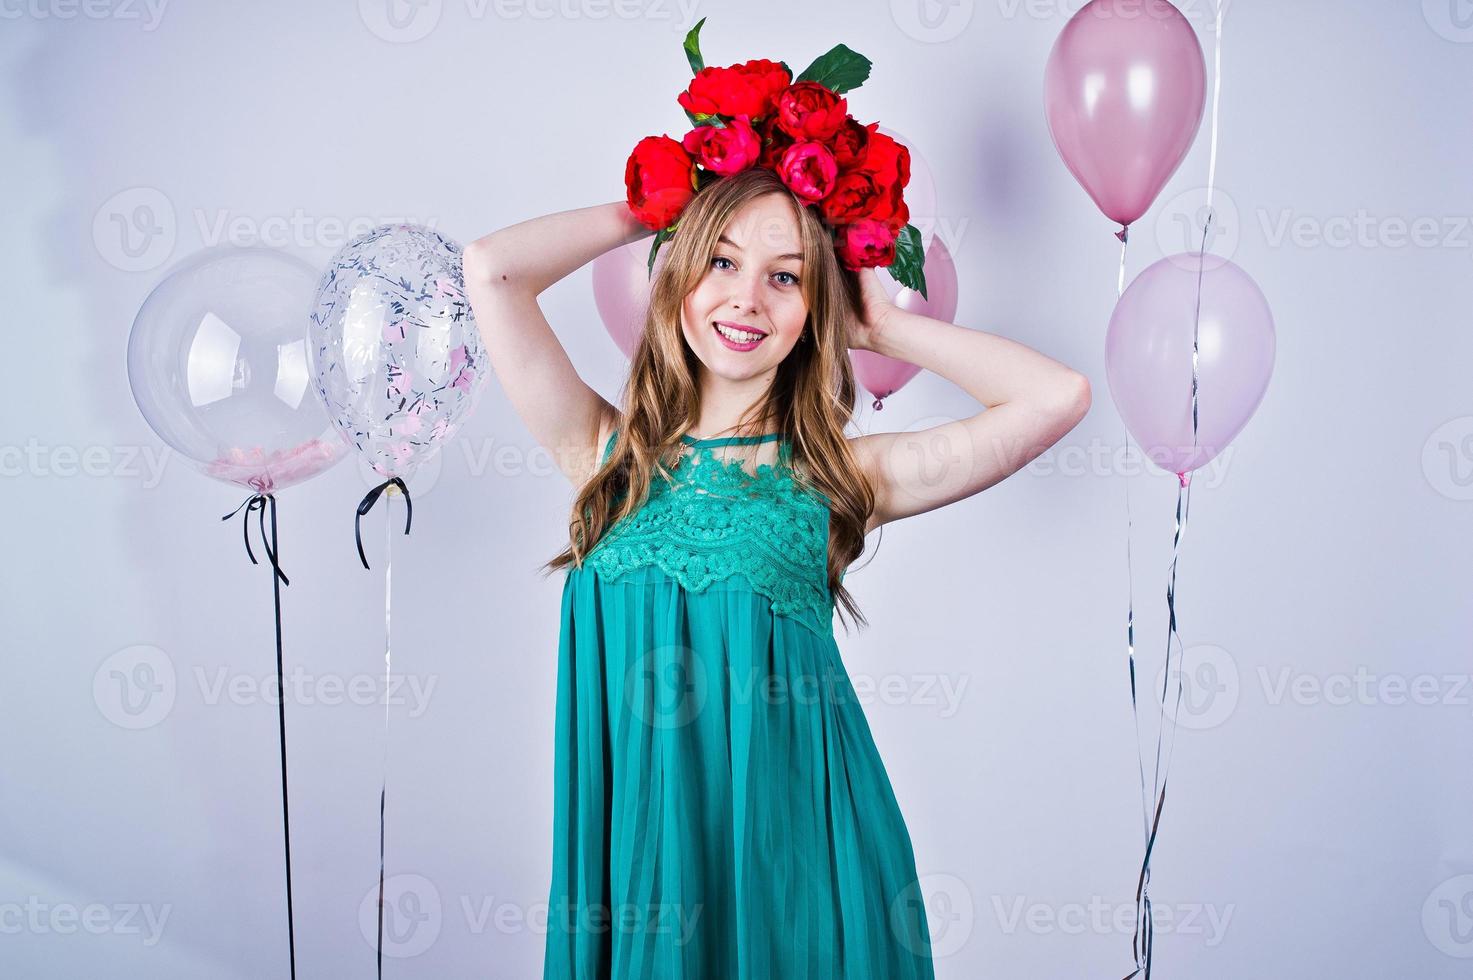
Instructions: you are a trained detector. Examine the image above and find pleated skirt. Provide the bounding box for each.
[543,563,935,979]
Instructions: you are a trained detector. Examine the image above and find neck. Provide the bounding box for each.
[694,367,776,437]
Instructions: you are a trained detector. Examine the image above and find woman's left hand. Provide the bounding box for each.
[846,267,895,352]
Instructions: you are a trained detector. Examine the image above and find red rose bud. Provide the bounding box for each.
[777,141,839,205]
[677,59,792,121]
[775,81,849,142]
[830,117,871,170]
[681,116,761,177]
[625,135,696,230]
[834,218,898,271]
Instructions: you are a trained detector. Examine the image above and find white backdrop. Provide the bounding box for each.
[4,1,1472,977]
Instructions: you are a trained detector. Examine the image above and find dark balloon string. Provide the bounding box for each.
[355,477,413,979]
[220,492,296,980]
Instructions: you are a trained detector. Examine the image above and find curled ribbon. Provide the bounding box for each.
[356,477,413,570]
[221,492,289,586]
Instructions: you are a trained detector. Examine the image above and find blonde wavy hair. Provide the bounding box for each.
[542,166,877,632]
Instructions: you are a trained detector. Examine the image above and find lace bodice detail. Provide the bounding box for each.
[583,429,834,631]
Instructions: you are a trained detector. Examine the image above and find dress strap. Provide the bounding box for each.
[680,432,783,448]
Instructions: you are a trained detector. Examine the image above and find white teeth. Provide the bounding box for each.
[715,324,763,344]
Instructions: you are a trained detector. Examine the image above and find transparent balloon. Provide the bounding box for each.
[309,224,486,481]
[126,245,348,493]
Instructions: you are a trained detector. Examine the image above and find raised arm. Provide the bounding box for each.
[462,201,651,486]
[847,269,1091,534]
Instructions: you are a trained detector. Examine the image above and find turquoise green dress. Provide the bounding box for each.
[543,429,935,979]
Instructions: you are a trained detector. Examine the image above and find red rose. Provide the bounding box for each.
[857,126,911,194]
[624,135,696,230]
[819,170,884,225]
[681,116,761,176]
[774,81,848,141]
[777,141,839,205]
[849,125,912,232]
[834,218,898,270]
[829,117,870,170]
[677,59,792,120]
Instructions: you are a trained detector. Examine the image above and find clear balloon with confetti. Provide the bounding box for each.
[308,224,487,483]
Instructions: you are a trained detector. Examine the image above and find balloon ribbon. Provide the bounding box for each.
[220,491,296,980]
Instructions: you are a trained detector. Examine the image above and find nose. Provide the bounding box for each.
[729,271,761,314]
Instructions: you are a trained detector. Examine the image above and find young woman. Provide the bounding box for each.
[464,166,1090,978]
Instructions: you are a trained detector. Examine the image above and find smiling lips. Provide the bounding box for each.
[713,321,767,350]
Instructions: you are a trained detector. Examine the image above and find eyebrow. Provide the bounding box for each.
[718,235,803,263]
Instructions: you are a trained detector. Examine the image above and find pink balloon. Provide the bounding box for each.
[1106,252,1274,477]
[1044,0,1206,228]
[592,239,669,359]
[852,237,959,409]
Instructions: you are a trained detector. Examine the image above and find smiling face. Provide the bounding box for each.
[680,192,810,386]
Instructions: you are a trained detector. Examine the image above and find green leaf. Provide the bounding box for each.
[887,224,928,301]
[682,108,704,128]
[683,17,706,75]
[794,44,871,95]
[647,225,676,279]
[779,60,792,80]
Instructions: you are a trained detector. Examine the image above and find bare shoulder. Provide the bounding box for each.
[844,420,980,536]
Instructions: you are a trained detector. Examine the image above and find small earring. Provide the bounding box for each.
[799,331,808,342]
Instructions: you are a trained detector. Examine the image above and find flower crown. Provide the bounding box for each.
[623,18,928,299]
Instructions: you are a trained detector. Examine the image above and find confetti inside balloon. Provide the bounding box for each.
[309,224,487,482]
